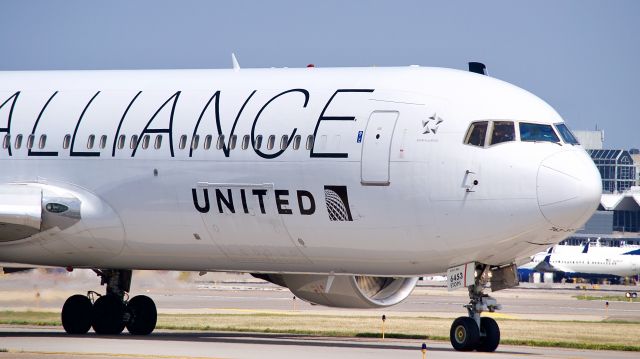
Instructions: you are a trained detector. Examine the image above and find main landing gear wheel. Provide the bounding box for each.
[450,317,479,351]
[477,317,500,352]
[61,294,92,334]
[92,294,126,335]
[60,269,158,336]
[126,295,157,335]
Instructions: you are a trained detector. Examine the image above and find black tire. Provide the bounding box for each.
[450,316,479,351]
[61,294,93,334]
[92,294,126,335]
[126,295,157,335]
[477,317,500,352]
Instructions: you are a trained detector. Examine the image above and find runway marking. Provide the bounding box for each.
[482,312,519,319]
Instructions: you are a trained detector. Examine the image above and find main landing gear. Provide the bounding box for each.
[61,269,157,335]
[449,263,518,352]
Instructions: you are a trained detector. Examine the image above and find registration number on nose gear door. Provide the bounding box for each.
[447,262,475,291]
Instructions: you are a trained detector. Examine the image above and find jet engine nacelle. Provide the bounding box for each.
[254,273,418,308]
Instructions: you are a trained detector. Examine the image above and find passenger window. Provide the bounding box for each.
[292,135,301,150]
[191,135,199,150]
[39,135,47,149]
[280,135,288,150]
[179,135,187,150]
[3,134,9,149]
[464,121,488,147]
[154,135,162,149]
[216,135,225,150]
[267,135,275,150]
[27,134,34,149]
[142,135,150,149]
[519,123,560,143]
[255,135,263,149]
[117,135,126,150]
[203,135,212,150]
[130,135,138,149]
[305,135,314,150]
[63,134,71,149]
[490,121,515,145]
[230,135,237,150]
[99,135,107,149]
[87,135,95,149]
[14,134,22,149]
[241,135,250,150]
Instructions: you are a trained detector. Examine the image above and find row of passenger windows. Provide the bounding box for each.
[464,121,579,147]
[2,133,316,152]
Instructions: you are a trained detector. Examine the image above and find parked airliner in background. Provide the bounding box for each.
[521,242,640,283]
[0,59,601,352]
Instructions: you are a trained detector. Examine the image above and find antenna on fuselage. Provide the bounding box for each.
[468,62,487,76]
[232,53,240,72]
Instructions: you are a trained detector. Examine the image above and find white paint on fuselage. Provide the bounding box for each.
[0,66,601,276]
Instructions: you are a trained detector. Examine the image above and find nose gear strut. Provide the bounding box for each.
[449,263,518,352]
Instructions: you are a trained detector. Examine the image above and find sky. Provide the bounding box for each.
[1,0,638,150]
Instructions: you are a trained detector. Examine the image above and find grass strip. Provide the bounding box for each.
[2,310,640,351]
[574,295,640,303]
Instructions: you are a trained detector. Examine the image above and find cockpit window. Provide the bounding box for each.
[519,123,560,143]
[464,121,488,147]
[554,123,579,145]
[490,121,515,145]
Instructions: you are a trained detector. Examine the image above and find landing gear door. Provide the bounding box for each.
[361,111,399,185]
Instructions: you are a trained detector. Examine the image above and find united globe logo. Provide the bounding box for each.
[324,185,353,221]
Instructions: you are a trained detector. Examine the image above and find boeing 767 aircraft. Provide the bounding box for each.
[0,61,601,352]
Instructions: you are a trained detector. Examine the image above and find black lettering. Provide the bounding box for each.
[28,91,59,157]
[70,91,101,157]
[190,90,256,158]
[251,89,309,159]
[132,91,180,157]
[275,190,292,215]
[310,89,374,158]
[297,190,316,215]
[0,91,19,156]
[192,188,210,213]
[240,189,249,214]
[112,91,142,157]
[252,189,267,214]
[215,188,235,213]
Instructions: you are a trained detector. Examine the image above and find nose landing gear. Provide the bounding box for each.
[449,263,517,352]
[60,269,157,335]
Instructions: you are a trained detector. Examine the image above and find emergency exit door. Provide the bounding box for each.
[361,111,399,185]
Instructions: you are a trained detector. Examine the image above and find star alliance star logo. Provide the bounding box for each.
[422,113,443,134]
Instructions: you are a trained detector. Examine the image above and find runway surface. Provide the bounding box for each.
[2,271,640,358]
[1,326,638,359]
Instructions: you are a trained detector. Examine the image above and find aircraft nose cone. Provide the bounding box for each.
[537,150,602,230]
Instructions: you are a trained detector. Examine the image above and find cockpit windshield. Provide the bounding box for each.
[490,121,515,145]
[519,123,560,143]
[554,123,580,145]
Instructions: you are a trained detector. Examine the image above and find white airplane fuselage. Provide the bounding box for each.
[525,248,640,277]
[0,66,602,277]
